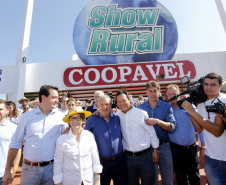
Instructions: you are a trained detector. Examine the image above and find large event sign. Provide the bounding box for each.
[64,0,180,88]
[64,60,196,87]
[73,0,178,65]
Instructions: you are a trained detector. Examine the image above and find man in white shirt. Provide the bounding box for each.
[182,73,226,185]
[116,90,159,185]
[0,100,20,185]
[3,85,67,185]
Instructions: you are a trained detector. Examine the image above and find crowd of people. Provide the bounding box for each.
[0,72,226,185]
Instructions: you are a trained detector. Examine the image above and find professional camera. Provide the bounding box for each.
[205,100,226,117]
[168,75,207,108]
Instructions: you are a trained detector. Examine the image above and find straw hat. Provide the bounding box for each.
[29,97,40,107]
[63,106,92,123]
[18,97,30,104]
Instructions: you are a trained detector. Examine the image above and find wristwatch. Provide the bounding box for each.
[201,146,206,149]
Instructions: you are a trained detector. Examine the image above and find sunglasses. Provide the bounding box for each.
[7,101,15,105]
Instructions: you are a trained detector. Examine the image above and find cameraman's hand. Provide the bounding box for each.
[182,101,196,115]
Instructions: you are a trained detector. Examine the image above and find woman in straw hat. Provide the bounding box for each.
[53,107,102,185]
[29,97,40,109]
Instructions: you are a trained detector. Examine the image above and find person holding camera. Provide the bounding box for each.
[167,84,204,185]
[182,73,226,185]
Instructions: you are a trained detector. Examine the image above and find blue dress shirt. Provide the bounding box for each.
[85,112,123,158]
[169,106,204,146]
[9,107,67,162]
[138,100,176,142]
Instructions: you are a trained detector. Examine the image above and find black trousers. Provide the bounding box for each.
[170,142,200,185]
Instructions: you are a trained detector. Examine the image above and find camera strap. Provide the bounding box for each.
[205,96,220,119]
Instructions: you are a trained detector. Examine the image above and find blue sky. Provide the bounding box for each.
[0,0,226,67]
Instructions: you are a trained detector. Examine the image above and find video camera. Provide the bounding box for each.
[168,75,207,108]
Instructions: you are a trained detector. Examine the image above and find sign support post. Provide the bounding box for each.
[7,0,34,105]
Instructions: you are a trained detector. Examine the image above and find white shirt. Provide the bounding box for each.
[53,129,102,185]
[117,106,159,152]
[9,107,67,162]
[197,93,226,161]
[0,120,17,177]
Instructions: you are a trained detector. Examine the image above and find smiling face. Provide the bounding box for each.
[67,100,76,111]
[7,105,14,114]
[98,97,111,119]
[42,89,59,110]
[116,93,131,114]
[69,113,84,130]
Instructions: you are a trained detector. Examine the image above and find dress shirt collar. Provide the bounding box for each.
[118,105,134,115]
[93,103,97,110]
[97,111,114,118]
[34,106,58,115]
[68,128,84,140]
[144,99,162,108]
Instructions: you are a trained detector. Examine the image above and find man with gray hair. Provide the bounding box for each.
[85,95,127,185]
[87,90,104,113]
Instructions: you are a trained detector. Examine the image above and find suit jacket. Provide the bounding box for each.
[86,104,97,113]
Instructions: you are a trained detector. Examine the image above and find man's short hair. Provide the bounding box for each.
[116,90,131,101]
[166,84,180,92]
[204,73,222,85]
[39,85,58,103]
[98,95,112,104]
[146,81,160,90]
[0,99,7,108]
[94,91,104,96]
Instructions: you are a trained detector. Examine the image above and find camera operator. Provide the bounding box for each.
[167,84,204,185]
[182,73,226,185]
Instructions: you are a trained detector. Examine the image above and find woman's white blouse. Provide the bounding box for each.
[53,129,102,185]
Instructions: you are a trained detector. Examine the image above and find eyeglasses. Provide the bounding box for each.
[69,116,82,121]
